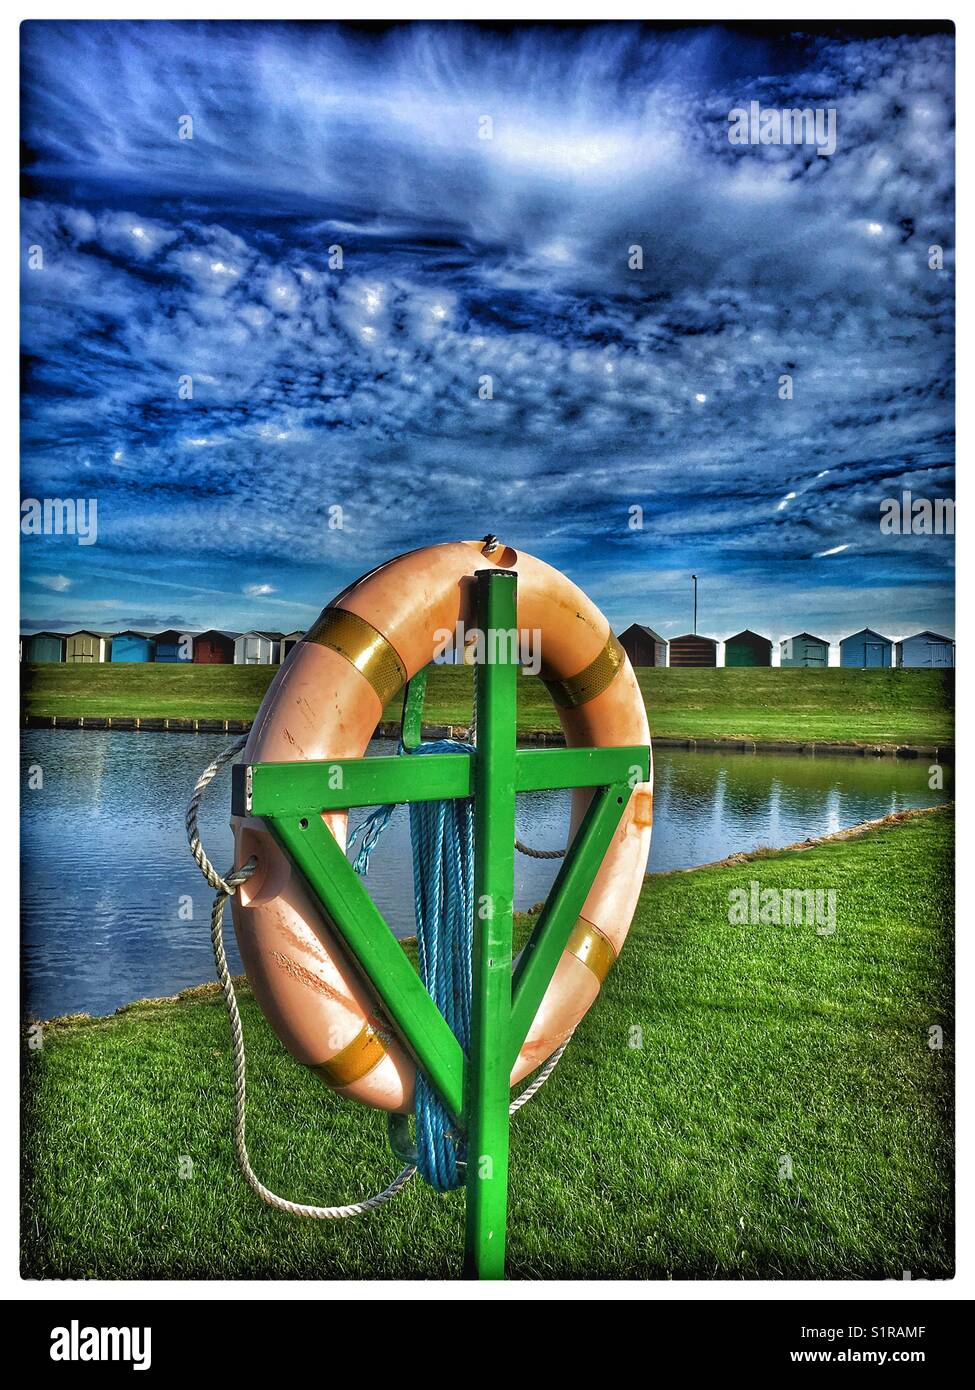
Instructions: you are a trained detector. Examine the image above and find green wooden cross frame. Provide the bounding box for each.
[231,569,649,1278]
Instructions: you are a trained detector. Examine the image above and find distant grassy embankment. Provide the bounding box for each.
[22,808,954,1279]
[21,663,276,722]
[21,663,954,748]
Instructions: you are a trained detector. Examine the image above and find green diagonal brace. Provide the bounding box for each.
[268,812,467,1122]
[400,664,429,751]
[508,780,631,1067]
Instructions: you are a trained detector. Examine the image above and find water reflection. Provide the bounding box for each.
[21,731,951,1020]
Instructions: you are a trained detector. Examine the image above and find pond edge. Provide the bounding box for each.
[27,803,951,1032]
[21,713,954,762]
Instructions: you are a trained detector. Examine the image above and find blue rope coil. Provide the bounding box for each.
[349,740,474,1191]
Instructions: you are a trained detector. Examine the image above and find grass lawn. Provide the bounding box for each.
[22,663,954,747]
[22,808,953,1280]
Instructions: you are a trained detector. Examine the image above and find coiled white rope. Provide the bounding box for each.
[189,740,415,1218]
[186,734,248,893]
[187,737,571,1218]
[208,872,417,1218]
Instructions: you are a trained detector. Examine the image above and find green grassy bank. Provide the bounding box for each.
[21,663,954,748]
[23,808,953,1280]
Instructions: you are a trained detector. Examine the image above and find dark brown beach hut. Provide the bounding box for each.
[668,634,718,668]
[618,624,668,668]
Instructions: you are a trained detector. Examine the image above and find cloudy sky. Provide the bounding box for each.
[20,20,954,645]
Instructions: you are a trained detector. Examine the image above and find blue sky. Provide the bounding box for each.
[20,20,954,643]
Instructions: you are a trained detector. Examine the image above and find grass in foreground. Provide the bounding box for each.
[23,809,953,1279]
[22,663,954,747]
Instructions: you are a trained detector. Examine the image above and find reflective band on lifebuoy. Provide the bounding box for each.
[542,633,626,708]
[305,607,407,706]
[311,1023,389,1088]
[566,918,616,984]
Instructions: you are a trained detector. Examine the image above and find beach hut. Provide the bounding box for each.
[668,634,718,668]
[110,630,155,663]
[280,630,305,662]
[64,630,109,663]
[234,631,282,665]
[780,633,830,668]
[153,630,195,663]
[193,630,238,664]
[23,631,66,663]
[839,628,892,669]
[894,631,955,669]
[618,624,668,668]
[724,629,772,667]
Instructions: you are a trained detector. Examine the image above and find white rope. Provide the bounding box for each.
[210,876,416,1218]
[508,1038,571,1112]
[185,735,248,893]
[187,738,571,1218]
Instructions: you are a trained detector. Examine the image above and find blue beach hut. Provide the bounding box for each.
[153,629,195,663]
[839,628,892,669]
[110,630,156,663]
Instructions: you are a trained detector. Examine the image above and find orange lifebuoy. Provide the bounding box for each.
[231,540,653,1113]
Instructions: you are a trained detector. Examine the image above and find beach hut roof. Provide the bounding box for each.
[840,627,892,644]
[623,623,667,643]
[785,631,830,646]
[670,633,717,646]
[899,629,954,643]
[725,628,771,644]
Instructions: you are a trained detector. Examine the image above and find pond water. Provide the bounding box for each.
[21,730,951,1021]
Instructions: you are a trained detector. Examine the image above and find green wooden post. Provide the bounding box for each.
[464,568,518,1278]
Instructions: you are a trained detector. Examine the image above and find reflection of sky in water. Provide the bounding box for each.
[21,732,952,1021]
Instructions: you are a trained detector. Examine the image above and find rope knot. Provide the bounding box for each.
[222,856,259,896]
